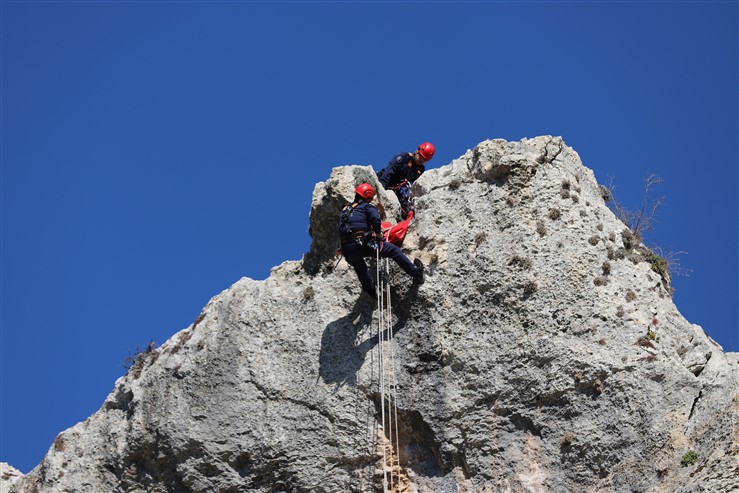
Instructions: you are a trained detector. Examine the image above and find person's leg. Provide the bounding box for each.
[343,244,376,295]
[379,242,418,277]
[352,261,376,295]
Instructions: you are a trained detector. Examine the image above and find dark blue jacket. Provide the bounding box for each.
[377,153,425,189]
[339,201,382,238]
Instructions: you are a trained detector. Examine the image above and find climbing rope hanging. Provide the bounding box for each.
[383,259,396,492]
[375,249,402,492]
[385,262,401,491]
[375,248,388,492]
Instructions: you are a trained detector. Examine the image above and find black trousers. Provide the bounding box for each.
[341,241,418,295]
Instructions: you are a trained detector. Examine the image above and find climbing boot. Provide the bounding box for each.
[413,259,425,285]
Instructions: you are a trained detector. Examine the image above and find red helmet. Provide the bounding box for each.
[417,142,435,161]
[355,183,376,199]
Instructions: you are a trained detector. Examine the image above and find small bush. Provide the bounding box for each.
[475,232,488,246]
[681,450,699,467]
[536,220,547,236]
[448,178,461,190]
[602,261,612,276]
[561,432,575,447]
[599,184,612,202]
[609,232,616,242]
[123,340,157,379]
[523,281,538,297]
[509,255,532,270]
[625,289,637,302]
[644,250,669,278]
[627,250,644,264]
[548,208,561,220]
[574,371,584,383]
[616,305,625,317]
[561,179,571,190]
[607,247,626,260]
[303,286,315,301]
[639,354,658,363]
[598,337,607,346]
[589,236,600,246]
[593,276,608,286]
[622,228,642,250]
[571,194,579,204]
[637,335,656,349]
[609,174,664,235]
[53,434,66,452]
[560,188,570,199]
[169,330,193,355]
[593,379,604,394]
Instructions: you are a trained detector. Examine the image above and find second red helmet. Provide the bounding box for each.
[355,183,376,199]
[417,142,435,161]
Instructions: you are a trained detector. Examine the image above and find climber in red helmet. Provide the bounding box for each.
[339,183,424,297]
[377,142,435,220]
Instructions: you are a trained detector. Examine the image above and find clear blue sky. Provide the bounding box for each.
[1,1,736,474]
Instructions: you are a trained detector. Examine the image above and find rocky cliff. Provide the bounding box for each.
[8,137,738,493]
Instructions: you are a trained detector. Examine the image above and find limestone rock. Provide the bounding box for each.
[10,137,739,493]
[1,463,23,492]
[304,164,400,274]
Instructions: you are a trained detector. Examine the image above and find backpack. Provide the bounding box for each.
[339,203,379,249]
[338,202,359,238]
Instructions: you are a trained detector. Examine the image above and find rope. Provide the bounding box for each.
[386,266,401,491]
[383,259,396,492]
[375,245,405,492]
[374,254,405,492]
[376,247,388,493]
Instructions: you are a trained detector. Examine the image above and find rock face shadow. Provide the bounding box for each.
[319,297,376,387]
[319,285,419,388]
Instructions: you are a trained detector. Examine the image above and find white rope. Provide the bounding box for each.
[376,247,388,493]
[375,247,405,492]
[378,256,405,492]
[386,264,401,491]
[383,259,396,492]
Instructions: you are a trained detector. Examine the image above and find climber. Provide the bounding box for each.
[339,183,424,297]
[376,142,435,220]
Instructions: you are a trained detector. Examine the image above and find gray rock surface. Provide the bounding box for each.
[1,463,23,492]
[9,137,739,492]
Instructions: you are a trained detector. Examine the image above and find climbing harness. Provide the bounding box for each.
[375,249,402,492]
[387,178,414,220]
[339,202,360,239]
[386,179,409,192]
[340,202,380,249]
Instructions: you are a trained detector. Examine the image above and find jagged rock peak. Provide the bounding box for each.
[1,463,23,491]
[10,136,739,493]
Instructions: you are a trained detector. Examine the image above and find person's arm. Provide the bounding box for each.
[379,154,406,188]
[409,162,425,182]
[367,204,383,235]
